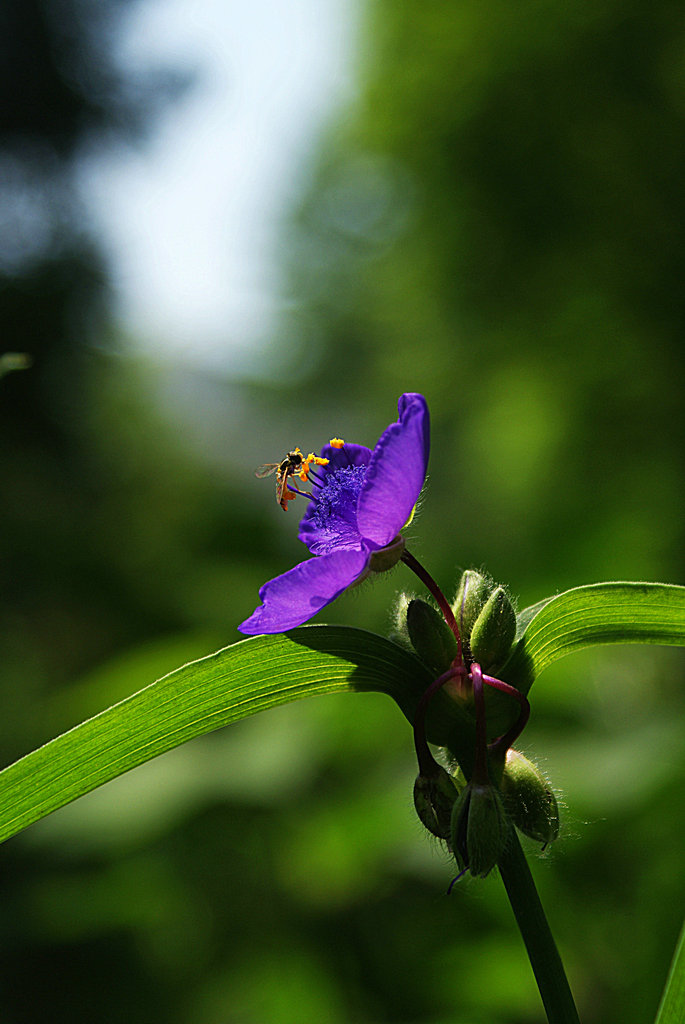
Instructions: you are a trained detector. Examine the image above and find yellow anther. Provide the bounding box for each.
[329,438,345,449]
[301,453,329,475]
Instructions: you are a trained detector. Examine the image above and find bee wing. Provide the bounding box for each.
[277,471,290,507]
[255,463,279,478]
[278,469,302,510]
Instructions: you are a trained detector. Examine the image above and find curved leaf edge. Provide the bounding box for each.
[505,581,685,693]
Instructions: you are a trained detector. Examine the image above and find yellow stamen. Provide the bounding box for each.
[300,453,329,481]
[329,438,345,448]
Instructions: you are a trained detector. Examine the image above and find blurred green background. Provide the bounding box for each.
[1,1,684,1022]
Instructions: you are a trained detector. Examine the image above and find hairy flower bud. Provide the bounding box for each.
[501,749,560,847]
[451,570,493,641]
[406,598,460,674]
[450,781,508,878]
[413,765,461,841]
[469,586,517,672]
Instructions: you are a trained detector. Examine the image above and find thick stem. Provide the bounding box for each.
[401,550,463,664]
[498,831,581,1024]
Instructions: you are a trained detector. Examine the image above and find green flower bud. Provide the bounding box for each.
[469,586,516,672]
[451,570,493,641]
[501,749,560,847]
[450,781,508,878]
[413,765,461,841]
[406,598,459,674]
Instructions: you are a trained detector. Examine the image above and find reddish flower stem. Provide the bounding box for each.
[412,664,467,777]
[470,663,489,784]
[401,550,464,664]
[482,673,531,759]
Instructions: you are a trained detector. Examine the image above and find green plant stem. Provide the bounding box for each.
[498,830,580,1024]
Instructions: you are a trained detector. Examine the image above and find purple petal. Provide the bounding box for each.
[238,546,370,635]
[356,392,430,547]
[298,509,364,556]
[318,442,373,470]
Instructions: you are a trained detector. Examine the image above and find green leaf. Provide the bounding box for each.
[3,582,682,847]
[0,626,463,847]
[504,582,685,694]
[654,919,685,1024]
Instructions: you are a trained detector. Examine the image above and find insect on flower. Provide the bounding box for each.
[255,448,330,511]
[240,393,430,634]
[254,449,305,510]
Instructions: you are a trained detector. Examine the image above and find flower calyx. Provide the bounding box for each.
[368,535,406,574]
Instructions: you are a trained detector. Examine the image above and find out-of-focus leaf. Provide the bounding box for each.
[654,920,685,1024]
[504,582,685,694]
[0,352,32,378]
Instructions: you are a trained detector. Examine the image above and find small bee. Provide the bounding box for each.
[255,449,306,510]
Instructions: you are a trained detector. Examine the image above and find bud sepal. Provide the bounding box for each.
[469,586,517,673]
[406,598,460,674]
[452,570,493,642]
[450,780,509,878]
[501,749,560,847]
[413,764,462,841]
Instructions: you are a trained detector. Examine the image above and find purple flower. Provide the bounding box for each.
[239,393,430,634]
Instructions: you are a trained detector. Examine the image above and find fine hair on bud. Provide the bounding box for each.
[501,749,560,847]
[389,591,415,651]
[450,781,509,878]
[451,570,494,646]
[413,767,461,842]
[406,598,460,674]
[469,586,517,673]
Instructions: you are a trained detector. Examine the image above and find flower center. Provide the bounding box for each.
[306,464,368,555]
[313,464,366,528]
